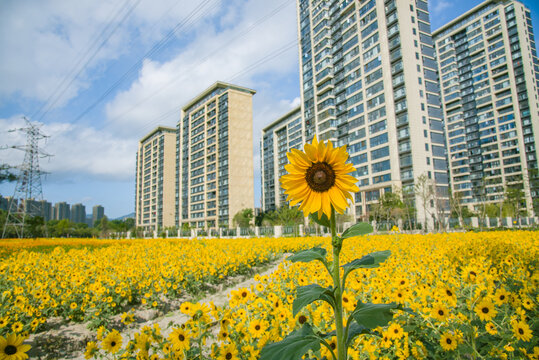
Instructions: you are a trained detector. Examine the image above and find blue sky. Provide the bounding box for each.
[0,0,538,219]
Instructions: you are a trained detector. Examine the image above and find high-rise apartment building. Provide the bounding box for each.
[176,82,255,229]
[433,0,539,215]
[296,0,448,223]
[39,200,52,221]
[135,126,176,231]
[71,203,86,224]
[261,106,304,212]
[92,205,104,226]
[54,202,70,221]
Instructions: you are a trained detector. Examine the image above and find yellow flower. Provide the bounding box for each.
[248,319,268,338]
[218,343,239,360]
[84,341,98,360]
[168,328,190,351]
[474,298,497,322]
[440,332,458,351]
[101,330,122,354]
[512,320,533,342]
[280,135,358,219]
[70,302,77,310]
[387,323,405,340]
[431,303,449,322]
[0,333,31,360]
[485,322,497,335]
[10,323,22,334]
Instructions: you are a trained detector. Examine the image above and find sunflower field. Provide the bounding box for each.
[1,232,538,359]
[86,231,538,359]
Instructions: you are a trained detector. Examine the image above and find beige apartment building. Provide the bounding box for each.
[176,82,255,229]
[433,0,539,215]
[135,126,176,231]
[296,0,449,226]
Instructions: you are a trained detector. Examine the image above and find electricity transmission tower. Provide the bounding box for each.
[2,117,51,238]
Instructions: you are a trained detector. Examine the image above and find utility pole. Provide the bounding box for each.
[2,117,51,238]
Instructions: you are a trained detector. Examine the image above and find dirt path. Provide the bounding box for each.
[28,254,288,360]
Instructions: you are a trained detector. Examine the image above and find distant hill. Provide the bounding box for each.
[114,212,135,221]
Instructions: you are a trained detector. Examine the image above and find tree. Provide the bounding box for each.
[0,164,17,183]
[233,208,253,228]
[504,185,527,227]
[414,174,434,232]
[274,206,304,226]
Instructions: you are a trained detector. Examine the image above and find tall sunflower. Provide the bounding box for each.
[280,135,358,219]
[101,330,122,354]
[0,333,31,360]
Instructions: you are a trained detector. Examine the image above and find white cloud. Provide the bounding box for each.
[0,0,219,106]
[430,0,452,16]
[0,116,135,182]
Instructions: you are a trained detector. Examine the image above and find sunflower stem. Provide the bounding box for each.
[330,207,346,360]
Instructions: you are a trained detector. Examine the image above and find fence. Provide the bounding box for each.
[126,216,538,239]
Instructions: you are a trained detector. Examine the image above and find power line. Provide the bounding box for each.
[31,0,142,123]
[71,0,220,124]
[125,39,298,138]
[97,0,296,132]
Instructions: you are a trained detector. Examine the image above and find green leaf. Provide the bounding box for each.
[342,250,391,270]
[287,247,327,264]
[341,222,373,239]
[259,323,321,360]
[309,212,330,227]
[341,250,391,288]
[293,284,335,317]
[346,322,371,347]
[351,301,401,329]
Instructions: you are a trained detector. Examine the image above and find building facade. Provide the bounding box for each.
[54,202,70,221]
[71,203,86,224]
[176,82,255,229]
[135,126,176,231]
[433,0,539,215]
[296,0,449,223]
[261,106,304,212]
[92,205,104,227]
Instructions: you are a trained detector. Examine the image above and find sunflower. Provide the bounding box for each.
[84,341,98,360]
[431,303,449,322]
[485,322,497,335]
[280,135,358,219]
[0,333,31,360]
[512,320,533,342]
[440,332,458,351]
[218,343,239,360]
[248,319,268,338]
[0,317,9,329]
[101,330,122,354]
[474,298,497,321]
[387,323,405,340]
[168,328,190,351]
[10,323,22,334]
[321,337,337,359]
[494,288,509,306]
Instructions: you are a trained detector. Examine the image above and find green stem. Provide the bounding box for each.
[330,208,346,360]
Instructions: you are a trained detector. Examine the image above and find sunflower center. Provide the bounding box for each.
[5,345,17,355]
[179,334,185,341]
[482,307,489,314]
[255,325,260,330]
[298,315,307,324]
[438,310,444,316]
[446,338,452,344]
[518,328,524,335]
[306,162,335,192]
[226,353,233,360]
[111,341,116,347]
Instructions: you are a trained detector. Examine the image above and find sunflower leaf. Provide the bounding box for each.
[341,222,373,239]
[309,212,330,227]
[341,250,391,288]
[287,247,327,264]
[293,284,335,316]
[351,301,401,329]
[259,323,321,360]
[346,322,371,347]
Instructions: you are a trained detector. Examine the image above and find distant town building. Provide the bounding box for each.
[39,200,52,221]
[176,81,256,229]
[54,202,70,221]
[433,0,539,215]
[71,203,86,224]
[261,106,304,212]
[92,205,104,226]
[135,126,177,231]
